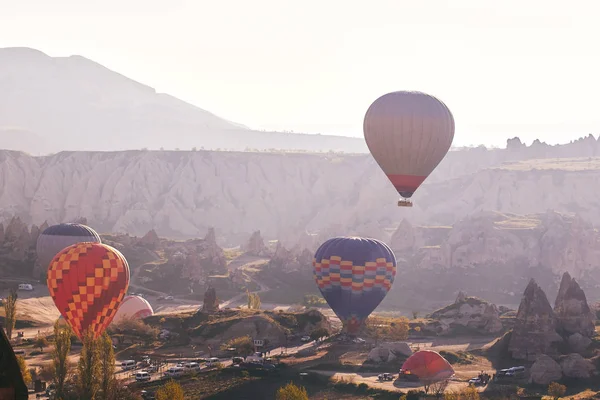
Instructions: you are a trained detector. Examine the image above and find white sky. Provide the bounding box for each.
[1,0,599,147]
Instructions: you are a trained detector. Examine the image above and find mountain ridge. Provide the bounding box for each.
[0,47,367,154]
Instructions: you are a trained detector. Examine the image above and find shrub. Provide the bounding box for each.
[276,382,308,400]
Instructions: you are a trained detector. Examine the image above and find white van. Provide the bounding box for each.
[205,357,220,367]
[18,284,33,291]
[121,360,136,371]
[184,362,201,373]
[135,371,151,382]
[164,366,184,377]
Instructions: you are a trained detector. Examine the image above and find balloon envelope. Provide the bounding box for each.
[47,242,130,340]
[363,91,454,198]
[401,350,455,383]
[313,237,396,334]
[112,295,154,323]
[36,223,101,272]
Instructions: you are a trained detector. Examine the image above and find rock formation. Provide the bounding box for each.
[0,217,40,276]
[560,353,596,379]
[508,279,562,361]
[529,355,563,385]
[4,133,600,246]
[201,287,219,314]
[243,231,269,256]
[137,229,160,250]
[567,333,592,354]
[425,293,503,336]
[367,342,413,363]
[554,272,596,338]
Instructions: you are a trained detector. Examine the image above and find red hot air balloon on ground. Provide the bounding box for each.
[401,350,455,384]
[47,242,130,340]
[363,91,455,207]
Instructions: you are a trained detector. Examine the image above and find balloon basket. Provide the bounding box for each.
[398,199,413,207]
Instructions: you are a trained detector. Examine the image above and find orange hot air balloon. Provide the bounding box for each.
[363,91,454,207]
[47,242,130,340]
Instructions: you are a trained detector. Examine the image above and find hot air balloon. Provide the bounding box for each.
[401,350,455,384]
[36,223,101,273]
[313,237,396,334]
[47,242,130,340]
[363,91,455,207]
[112,295,154,323]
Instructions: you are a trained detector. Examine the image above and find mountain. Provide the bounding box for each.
[0,47,366,154]
[2,134,600,247]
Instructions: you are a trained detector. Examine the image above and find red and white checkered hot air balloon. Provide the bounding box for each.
[363,91,455,207]
[47,243,130,340]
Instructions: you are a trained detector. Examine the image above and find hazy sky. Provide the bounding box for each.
[2,0,599,146]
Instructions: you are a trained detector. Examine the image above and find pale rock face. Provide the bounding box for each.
[560,353,597,379]
[242,231,269,256]
[367,342,413,363]
[554,272,596,337]
[4,140,600,250]
[391,210,600,282]
[426,295,503,335]
[508,279,563,361]
[529,355,563,385]
[566,333,592,354]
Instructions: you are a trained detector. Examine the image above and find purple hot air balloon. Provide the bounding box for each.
[313,237,397,334]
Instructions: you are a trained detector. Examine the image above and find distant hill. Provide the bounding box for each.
[0,47,367,154]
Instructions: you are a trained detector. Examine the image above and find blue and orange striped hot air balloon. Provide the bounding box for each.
[313,237,396,334]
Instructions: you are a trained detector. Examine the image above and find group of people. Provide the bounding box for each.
[477,371,491,385]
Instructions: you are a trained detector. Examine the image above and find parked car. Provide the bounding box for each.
[140,390,156,400]
[353,337,366,344]
[164,366,184,377]
[184,362,201,373]
[121,360,136,371]
[205,357,220,367]
[469,377,484,386]
[146,364,159,373]
[18,283,34,291]
[378,373,394,382]
[300,336,311,342]
[232,357,244,364]
[164,295,174,301]
[135,371,151,382]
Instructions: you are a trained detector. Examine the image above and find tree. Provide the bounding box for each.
[388,317,409,341]
[98,332,115,400]
[35,335,49,352]
[77,330,100,400]
[429,379,449,397]
[309,327,330,342]
[3,288,17,340]
[156,380,184,400]
[276,382,309,400]
[221,336,254,357]
[52,320,72,398]
[247,292,261,310]
[303,294,326,307]
[548,382,567,400]
[16,356,32,386]
[412,310,419,319]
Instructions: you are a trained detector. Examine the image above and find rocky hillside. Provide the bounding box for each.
[387,210,600,309]
[0,47,365,154]
[4,134,600,245]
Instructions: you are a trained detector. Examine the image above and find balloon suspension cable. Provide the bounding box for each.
[397,198,413,207]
